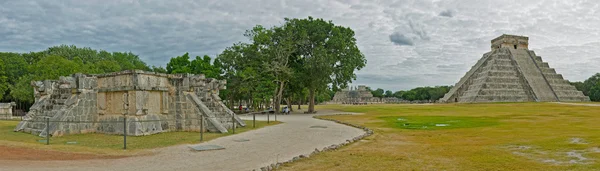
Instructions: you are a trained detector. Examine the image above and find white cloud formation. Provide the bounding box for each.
[0,0,599,91]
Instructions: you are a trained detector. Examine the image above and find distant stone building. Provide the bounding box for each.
[15,70,245,137]
[441,34,589,103]
[329,85,382,104]
[0,102,16,120]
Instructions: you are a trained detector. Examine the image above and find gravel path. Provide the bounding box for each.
[552,102,600,107]
[0,110,364,171]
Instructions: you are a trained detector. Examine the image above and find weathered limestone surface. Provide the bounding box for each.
[0,102,16,120]
[14,70,244,137]
[441,34,589,103]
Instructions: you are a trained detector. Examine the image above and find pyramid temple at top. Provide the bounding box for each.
[440,34,590,103]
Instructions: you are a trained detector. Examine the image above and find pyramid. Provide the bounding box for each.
[440,34,589,103]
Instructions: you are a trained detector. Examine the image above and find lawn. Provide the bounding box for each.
[0,119,280,156]
[279,102,600,171]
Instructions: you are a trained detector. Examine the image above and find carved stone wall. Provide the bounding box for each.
[15,70,244,137]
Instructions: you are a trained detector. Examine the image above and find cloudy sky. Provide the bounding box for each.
[1,0,599,91]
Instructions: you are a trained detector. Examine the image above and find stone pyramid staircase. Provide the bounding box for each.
[441,47,589,103]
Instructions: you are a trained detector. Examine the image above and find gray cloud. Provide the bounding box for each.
[1,0,599,92]
[439,10,454,17]
[389,32,414,46]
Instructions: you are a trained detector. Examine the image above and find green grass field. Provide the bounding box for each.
[0,119,280,156]
[279,103,600,171]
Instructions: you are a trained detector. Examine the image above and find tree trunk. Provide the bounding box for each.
[285,97,292,112]
[297,96,301,110]
[308,88,316,113]
[274,81,285,114]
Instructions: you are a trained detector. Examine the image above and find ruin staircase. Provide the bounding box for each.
[211,93,246,127]
[186,93,228,133]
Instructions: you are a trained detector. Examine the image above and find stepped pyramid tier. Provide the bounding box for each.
[441,34,589,103]
[14,70,245,137]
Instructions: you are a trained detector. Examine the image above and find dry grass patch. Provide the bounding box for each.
[278,103,600,171]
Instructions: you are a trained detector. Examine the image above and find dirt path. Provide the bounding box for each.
[553,102,600,107]
[0,110,364,171]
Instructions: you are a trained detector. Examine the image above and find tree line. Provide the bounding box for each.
[0,45,155,105]
[570,73,600,101]
[366,86,452,102]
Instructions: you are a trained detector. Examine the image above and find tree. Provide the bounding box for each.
[166,53,192,74]
[32,55,82,80]
[286,17,366,113]
[589,81,600,101]
[191,55,222,78]
[151,66,167,73]
[245,24,296,113]
[0,58,9,100]
[572,73,600,101]
[9,75,35,103]
[384,90,393,98]
[393,91,405,99]
[372,88,384,98]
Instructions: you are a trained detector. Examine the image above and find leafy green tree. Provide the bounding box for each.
[589,81,600,101]
[32,55,83,80]
[384,90,393,98]
[166,53,192,74]
[393,91,405,99]
[111,52,150,71]
[572,73,600,101]
[9,75,35,103]
[245,24,296,113]
[191,55,222,78]
[151,66,167,73]
[0,52,28,85]
[0,58,9,100]
[586,79,600,101]
[285,17,366,113]
[372,88,384,98]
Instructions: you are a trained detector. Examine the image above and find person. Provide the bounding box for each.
[239,104,243,112]
[283,106,290,115]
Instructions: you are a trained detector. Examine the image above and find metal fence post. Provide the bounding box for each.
[253,112,256,128]
[200,115,204,142]
[232,114,236,134]
[123,116,127,150]
[46,118,49,145]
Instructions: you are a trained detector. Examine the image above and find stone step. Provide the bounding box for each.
[488,59,513,66]
[554,90,586,97]
[558,96,590,102]
[478,89,527,96]
[480,64,516,71]
[474,70,518,78]
[540,68,556,74]
[471,76,521,84]
[459,95,530,102]
[542,73,564,80]
[549,84,579,91]
[546,79,570,85]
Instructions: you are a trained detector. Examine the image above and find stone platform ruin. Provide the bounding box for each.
[14,70,245,137]
[329,85,383,104]
[0,102,16,120]
[440,34,589,103]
